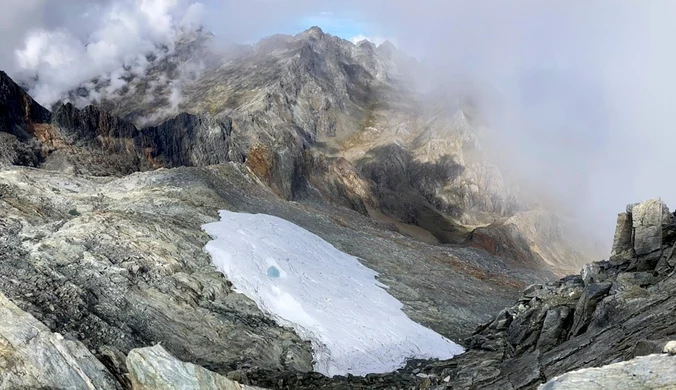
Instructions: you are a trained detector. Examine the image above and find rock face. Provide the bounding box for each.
[142,113,234,167]
[0,70,51,138]
[1,71,234,177]
[0,290,120,389]
[539,354,676,390]
[0,71,52,167]
[127,345,264,390]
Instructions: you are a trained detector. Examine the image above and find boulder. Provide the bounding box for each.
[126,345,265,390]
[629,199,671,256]
[581,263,601,286]
[537,306,572,352]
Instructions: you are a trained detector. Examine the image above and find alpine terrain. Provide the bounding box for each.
[0,26,675,389]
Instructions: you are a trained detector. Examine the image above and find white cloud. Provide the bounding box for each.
[8,0,206,107]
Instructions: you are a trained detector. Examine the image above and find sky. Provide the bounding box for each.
[1,0,675,253]
[198,0,392,45]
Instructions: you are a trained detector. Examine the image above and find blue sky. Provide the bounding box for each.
[200,0,390,44]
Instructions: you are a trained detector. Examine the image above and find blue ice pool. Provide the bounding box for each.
[267,266,280,278]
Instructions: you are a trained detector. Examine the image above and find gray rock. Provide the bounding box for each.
[0,70,51,137]
[581,263,601,286]
[610,212,633,260]
[539,354,676,390]
[633,340,668,358]
[570,282,612,337]
[537,306,572,352]
[141,113,233,167]
[0,291,120,389]
[127,345,265,390]
[653,245,676,276]
[630,199,671,256]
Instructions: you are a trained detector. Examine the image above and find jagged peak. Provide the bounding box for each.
[357,39,377,51]
[0,70,52,137]
[297,26,325,40]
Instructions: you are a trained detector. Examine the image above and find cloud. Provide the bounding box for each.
[350,0,676,250]
[3,0,205,108]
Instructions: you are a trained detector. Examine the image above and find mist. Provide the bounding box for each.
[353,0,676,252]
[2,0,674,254]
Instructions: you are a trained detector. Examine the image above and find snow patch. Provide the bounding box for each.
[202,211,463,377]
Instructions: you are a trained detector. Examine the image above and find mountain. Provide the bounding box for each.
[45,26,588,274]
[1,26,662,390]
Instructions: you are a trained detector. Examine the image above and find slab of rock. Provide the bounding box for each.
[127,345,265,390]
[569,282,612,337]
[610,212,634,260]
[537,306,572,352]
[539,354,676,390]
[0,291,120,389]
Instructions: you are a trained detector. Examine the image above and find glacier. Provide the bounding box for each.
[202,210,464,377]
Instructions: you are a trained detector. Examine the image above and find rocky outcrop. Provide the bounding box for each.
[0,71,52,166]
[142,113,233,167]
[127,345,264,390]
[0,70,51,138]
[52,103,141,143]
[386,198,676,389]
[0,290,120,389]
[1,71,235,176]
[610,198,675,271]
